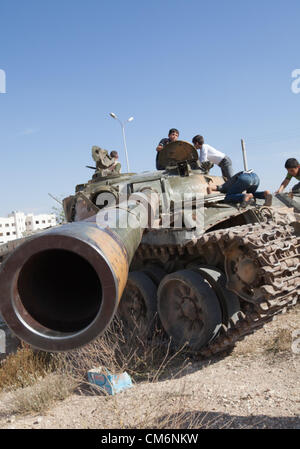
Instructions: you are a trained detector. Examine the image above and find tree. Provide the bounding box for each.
[49,194,66,225]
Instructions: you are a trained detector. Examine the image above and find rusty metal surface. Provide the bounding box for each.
[1,145,299,357]
[187,265,241,328]
[0,189,160,352]
[62,164,299,355]
[276,192,300,213]
[0,227,58,261]
[157,140,198,169]
[157,269,222,351]
[0,223,125,351]
[133,220,299,357]
[117,271,158,335]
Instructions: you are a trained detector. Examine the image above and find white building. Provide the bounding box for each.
[0,211,57,245]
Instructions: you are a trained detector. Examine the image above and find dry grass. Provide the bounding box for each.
[0,343,75,415]
[0,317,190,415]
[54,317,190,390]
[1,305,299,427]
[0,343,56,392]
[8,374,76,415]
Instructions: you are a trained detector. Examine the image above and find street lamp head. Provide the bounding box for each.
[109,112,117,119]
[127,116,134,122]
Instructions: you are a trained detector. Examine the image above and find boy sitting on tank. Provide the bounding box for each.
[192,135,233,180]
[207,170,272,206]
[275,158,300,194]
[156,128,179,170]
[92,146,121,177]
[109,151,121,174]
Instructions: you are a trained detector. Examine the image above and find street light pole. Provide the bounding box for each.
[109,113,134,173]
[121,123,130,173]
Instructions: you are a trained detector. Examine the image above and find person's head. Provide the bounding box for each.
[285,158,299,176]
[168,128,179,142]
[192,135,204,149]
[110,150,119,159]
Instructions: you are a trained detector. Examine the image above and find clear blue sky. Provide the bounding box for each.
[0,0,300,216]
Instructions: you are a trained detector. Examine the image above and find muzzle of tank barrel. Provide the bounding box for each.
[0,190,159,352]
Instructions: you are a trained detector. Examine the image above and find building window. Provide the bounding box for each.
[42,220,46,224]
[0,233,3,236]
[13,232,16,235]
[6,232,10,236]
[5,224,9,227]
[35,221,39,224]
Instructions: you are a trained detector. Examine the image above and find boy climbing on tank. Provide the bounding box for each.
[275,158,300,194]
[192,135,233,180]
[207,169,272,206]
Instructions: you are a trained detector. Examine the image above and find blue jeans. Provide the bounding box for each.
[219,156,233,179]
[224,172,265,203]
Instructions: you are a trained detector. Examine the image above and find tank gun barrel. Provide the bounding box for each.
[0,189,159,352]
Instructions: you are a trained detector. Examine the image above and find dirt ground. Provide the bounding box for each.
[0,304,299,429]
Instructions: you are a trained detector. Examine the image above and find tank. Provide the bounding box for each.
[0,141,299,357]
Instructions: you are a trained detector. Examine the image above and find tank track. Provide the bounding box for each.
[135,221,300,358]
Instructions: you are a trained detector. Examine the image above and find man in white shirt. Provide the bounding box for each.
[192,135,233,179]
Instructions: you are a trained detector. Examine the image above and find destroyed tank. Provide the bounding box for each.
[0,141,299,357]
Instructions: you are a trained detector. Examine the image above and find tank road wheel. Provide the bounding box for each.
[140,264,167,286]
[188,265,241,327]
[157,270,222,351]
[117,271,158,336]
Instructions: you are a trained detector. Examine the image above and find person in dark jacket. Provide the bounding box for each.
[207,170,272,206]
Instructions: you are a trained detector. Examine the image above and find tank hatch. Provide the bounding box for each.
[157,140,199,170]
